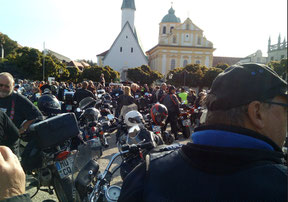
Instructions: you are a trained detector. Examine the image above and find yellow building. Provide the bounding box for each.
[146,7,215,76]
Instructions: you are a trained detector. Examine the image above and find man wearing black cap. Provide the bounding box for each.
[119,63,287,201]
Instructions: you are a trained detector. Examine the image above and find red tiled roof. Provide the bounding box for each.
[213,56,243,67]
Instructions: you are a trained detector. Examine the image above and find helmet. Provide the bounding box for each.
[37,94,61,116]
[150,104,168,125]
[103,93,112,101]
[124,110,144,127]
[82,108,100,123]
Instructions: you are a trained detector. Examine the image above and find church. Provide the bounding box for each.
[97,0,148,80]
[146,7,215,76]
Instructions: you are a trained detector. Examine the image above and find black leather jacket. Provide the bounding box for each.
[119,125,287,202]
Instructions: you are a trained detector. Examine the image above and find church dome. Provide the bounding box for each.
[161,7,181,23]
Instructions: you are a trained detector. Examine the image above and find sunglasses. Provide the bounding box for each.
[0,83,10,89]
[262,101,288,111]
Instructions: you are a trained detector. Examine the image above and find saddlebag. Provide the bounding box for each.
[31,113,80,148]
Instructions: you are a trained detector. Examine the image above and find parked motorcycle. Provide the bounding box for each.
[21,113,81,202]
[73,139,154,202]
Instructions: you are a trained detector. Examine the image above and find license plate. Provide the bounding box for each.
[152,125,161,133]
[182,119,191,126]
[55,155,74,179]
[66,105,72,111]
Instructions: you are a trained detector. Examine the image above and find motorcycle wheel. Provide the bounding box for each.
[53,176,80,202]
[182,126,191,139]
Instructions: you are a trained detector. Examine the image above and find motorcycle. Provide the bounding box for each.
[73,139,154,202]
[21,113,81,202]
[178,104,193,139]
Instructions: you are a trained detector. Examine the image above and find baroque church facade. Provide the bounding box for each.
[146,7,215,76]
[97,0,148,80]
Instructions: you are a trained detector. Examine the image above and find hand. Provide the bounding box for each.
[0,146,26,200]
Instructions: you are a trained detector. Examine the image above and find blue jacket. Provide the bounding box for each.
[119,125,287,202]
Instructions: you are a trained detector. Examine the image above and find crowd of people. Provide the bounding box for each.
[0,62,287,201]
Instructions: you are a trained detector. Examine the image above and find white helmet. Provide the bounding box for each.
[124,110,144,127]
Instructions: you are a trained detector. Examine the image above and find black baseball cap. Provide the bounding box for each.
[207,63,287,111]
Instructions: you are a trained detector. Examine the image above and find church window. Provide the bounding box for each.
[173,36,177,43]
[126,36,128,39]
[186,24,189,30]
[171,59,176,69]
[196,60,201,64]
[183,60,188,67]
[197,37,201,45]
[120,47,123,52]
[170,27,174,33]
[163,26,166,34]
[131,48,134,53]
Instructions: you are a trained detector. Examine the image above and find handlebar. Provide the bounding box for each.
[121,142,154,152]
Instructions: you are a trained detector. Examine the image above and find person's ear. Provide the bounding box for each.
[246,101,266,129]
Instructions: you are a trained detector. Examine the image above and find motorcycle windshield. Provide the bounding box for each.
[72,138,103,199]
[78,97,96,110]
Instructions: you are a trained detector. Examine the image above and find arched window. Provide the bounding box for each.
[173,35,177,43]
[196,60,201,64]
[131,47,133,53]
[171,59,176,69]
[120,47,123,52]
[186,24,189,30]
[163,26,166,34]
[170,26,174,33]
[183,60,188,67]
[197,37,201,45]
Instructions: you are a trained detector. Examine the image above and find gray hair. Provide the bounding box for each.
[205,94,248,126]
[0,72,15,85]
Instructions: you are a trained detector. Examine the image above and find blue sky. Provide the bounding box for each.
[0,0,287,62]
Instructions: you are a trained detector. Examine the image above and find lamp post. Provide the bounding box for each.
[0,35,5,59]
[42,42,47,81]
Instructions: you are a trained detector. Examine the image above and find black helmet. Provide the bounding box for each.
[103,93,112,101]
[37,94,61,116]
[150,104,168,125]
[82,108,100,123]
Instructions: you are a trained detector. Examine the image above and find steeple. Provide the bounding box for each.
[268,36,271,52]
[121,0,136,31]
[278,33,281,49]
[121,0,136,10]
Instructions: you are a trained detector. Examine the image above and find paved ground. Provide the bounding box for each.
[26,131,191,202]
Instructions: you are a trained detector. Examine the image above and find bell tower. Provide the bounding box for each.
[121,0,136,31]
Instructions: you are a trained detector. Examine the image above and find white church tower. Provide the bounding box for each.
[97,0,148,80]
[121,0,136,31]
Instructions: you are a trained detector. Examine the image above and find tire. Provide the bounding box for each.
[53,176,80,202]
[182,126,191,139]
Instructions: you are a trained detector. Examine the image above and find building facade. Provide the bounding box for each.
[267,35,287,62]
[97,0,148,80]
[146,7,215,76]
[239,50,267,64]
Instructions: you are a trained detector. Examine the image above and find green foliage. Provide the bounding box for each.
[202,67,223,87]
[167,63,223,88]
[127,65,163,85]
[268,58,287,79]
[0,33,19,58]
[215,63,229,70]
[82,65,119,82]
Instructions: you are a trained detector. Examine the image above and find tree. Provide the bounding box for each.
[127,65,163,85]
[215,63,229,71]
[0,33,19,58]
[82,65,119,82]
[268,58,287,80]
[202,67,223,87]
